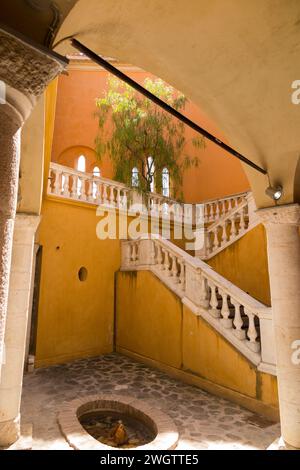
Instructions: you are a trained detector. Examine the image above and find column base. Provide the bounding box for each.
[267,436,299,451]
[0,414,20,447]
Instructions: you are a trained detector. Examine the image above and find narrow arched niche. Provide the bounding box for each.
[78,266,88,282]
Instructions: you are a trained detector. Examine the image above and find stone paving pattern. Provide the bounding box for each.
[21,353,280,450]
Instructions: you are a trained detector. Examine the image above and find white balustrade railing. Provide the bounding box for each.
[121,235,276,371]
[196,193,258,259]
[203,191,249,223]
[47,163,186,221]
[48,162,130,208]
[48,163,259,259]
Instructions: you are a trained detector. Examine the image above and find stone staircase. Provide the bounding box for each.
[121,235,276,375]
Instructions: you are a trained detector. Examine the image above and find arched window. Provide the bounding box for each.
[77,155,86,196]
[93,166,101,198]
[132,167,139,187]
[77,155,86,172]
[93,166,101,177]
[147,156,155,192]
[162,168,170,197]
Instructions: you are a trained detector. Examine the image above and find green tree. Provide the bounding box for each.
[95,76,205,200]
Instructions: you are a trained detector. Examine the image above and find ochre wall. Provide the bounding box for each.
[116,270,278,419]
[35,198,120,367]
[207,224,271,305]
[51,67,250,202]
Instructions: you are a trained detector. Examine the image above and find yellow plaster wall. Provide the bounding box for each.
[208,224,271,305]
[182,305,256,397]
[35,198,120,366]
[116,271,182,368]
[116,270,278,418]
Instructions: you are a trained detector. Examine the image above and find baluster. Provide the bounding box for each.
[54,170,62,195]
[171,255,179,283]
[95,181,102,204]
[242,205,248,230]
[211,227,218,250]
[219,223,226,245]
[208,282,220,318]
[215,201,220,220]
[116,187,121,207]
[163,249,170,274]
[179,260,185,290]
[206,230,212,253]
[204,203,209,223]
[62,173,69,197]
[71,175,78,199]
[227,216,234,242]
[47,170,53,194]
[80,176,87,201]
[157,245,163,269]
[199,274,209,308]
[102,184,108,204]
[109,186,115,206]
[245,310,260,352]
[234,211,241,236]
[87,179,94,202]
[209,203,213,221]
[220,200,225,217]
[220,291,232,328]
[232,301,246,339]
[120,189,127,209]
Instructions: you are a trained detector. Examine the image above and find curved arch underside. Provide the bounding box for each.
[53,0,300,208]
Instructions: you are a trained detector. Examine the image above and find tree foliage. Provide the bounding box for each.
[95,76,205,199]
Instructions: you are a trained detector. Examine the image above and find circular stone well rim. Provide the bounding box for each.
[58,394,179,450]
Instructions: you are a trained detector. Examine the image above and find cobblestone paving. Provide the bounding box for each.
[21,353,280,450]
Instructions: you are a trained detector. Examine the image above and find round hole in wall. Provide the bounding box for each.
[78,267,88,282]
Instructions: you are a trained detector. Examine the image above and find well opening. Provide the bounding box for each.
[58,395,178,450]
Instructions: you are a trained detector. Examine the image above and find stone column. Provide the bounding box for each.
[258,204,300,448]
[0,215,40,446]
[0,104,23,374]
[0,26,67,446]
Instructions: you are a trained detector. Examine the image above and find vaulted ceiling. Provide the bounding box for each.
[2,0,300,208]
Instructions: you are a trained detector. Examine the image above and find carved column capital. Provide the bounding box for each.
[256,204,300,226]
[0,26,68,124]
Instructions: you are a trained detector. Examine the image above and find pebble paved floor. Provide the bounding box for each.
[21,353,280,450]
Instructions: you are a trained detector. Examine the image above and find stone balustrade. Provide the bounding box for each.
[196,193,258,259]
[48,162,130,208]
[48,163,186,221]
[121,235,276,372]
[203,192,249,223]
[48,164,259,260]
